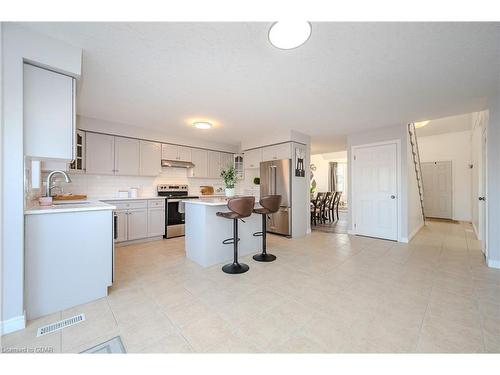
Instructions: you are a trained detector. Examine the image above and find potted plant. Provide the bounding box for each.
[220,166,237,197]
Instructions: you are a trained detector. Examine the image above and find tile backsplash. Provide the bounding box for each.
[35,166,258,199]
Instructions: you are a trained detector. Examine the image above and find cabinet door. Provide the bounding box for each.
[24,64,75,160]
[86,133,115,175]
[115,211,128,242]
[191,149,208,178]
[178,146,192,162]
[208,151,221,178]
[115,137,140,176]
[244,148,262,169]
[262,143,292,161]
[140,141,161,176]
[161,144,178,160]
[220,153,234,171]
[127,209,148,240]
[148,207,165,237]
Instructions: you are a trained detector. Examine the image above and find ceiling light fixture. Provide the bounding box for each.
[268,21,312,50]
[414,121,430,128]
[193,121,213,130]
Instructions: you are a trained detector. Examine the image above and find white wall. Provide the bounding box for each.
[1,24,82,332]
[418,130,472,222]
[347,124,410,241]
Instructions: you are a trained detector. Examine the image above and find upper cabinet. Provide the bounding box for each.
[140,141,161,176]
[161,144,192,162]
[190,149,208,178]
[207,151,221,178]
[220,153,234,172]
[244,148,262,169]
[114,137,140,176]
[262,143,292,161]
[86,133,115,175]
[24,64,76,161]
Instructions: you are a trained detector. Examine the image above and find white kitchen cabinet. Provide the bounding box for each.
[86,133,115,175]
[114,137,140,176]
[115,210,128,242]
[161,144,192,162]
[140,141,161,176]
[190,149,208,178]
[220,153,234,171]
[178,146,192,162]
[127,209,148,240]
[148,207,165,237]
[244,148,263,169]
[24,64,76,161]
[262,143,292,161]
[208,151,221,178]
[41,130,86,173]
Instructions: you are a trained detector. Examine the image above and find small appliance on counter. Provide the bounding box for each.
[199,185,214,195]
[157,184,199,238]
[128,187,139,198]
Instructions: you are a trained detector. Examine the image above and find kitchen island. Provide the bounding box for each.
[183,198,261,267]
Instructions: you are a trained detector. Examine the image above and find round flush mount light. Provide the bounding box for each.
[268,21,312,50]
[414,121,430,128]
[193,121,213,130]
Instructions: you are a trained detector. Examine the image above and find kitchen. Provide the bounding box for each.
[20,55,310,324]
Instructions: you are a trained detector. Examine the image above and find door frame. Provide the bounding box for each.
[350,139,402,241]
[480,126,488,257]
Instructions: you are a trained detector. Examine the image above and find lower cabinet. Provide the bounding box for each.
[108,199,165,243]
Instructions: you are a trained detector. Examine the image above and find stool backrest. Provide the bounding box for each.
[259,195,282,214]
[227,196,255,218]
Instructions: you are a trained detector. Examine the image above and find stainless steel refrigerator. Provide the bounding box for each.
[260,159,292,236]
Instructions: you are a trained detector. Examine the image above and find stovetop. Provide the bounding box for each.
[157,184,198,199]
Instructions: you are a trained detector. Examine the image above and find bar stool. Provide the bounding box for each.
[216,196,255,274]
[252,195,281,262]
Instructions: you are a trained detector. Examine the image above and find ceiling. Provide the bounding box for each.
[21,22,500,153]
[416,112,473,137]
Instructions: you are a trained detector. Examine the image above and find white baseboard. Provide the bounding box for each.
[407,222,425,242]
[1,313,26,335]
[347,229,355,235]
[487,259,500,269]
[400,237,409,243]
[472,223,480,240]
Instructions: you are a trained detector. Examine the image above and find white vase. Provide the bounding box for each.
[225,188,235,197]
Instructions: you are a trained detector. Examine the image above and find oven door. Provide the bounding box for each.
[166,199,185,238]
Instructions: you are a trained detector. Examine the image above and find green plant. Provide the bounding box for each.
[220,166,237,189]
[253,177,260,185]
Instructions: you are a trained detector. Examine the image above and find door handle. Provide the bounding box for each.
[390,195,396,199]
[479,196,486,201]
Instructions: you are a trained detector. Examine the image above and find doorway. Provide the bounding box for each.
[351,141,399,241]
[421,161,453,220]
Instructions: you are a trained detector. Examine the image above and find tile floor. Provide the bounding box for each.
[2,220,499,353]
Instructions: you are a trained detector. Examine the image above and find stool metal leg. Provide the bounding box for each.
[253,214,277,262]
[222,219,249,274]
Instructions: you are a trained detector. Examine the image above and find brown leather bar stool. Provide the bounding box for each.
[216,196,255,274]
[252,195,281,262]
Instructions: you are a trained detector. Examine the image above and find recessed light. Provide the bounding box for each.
[415,121,430,128]
[193,121,213,129]
[268,21,312,50]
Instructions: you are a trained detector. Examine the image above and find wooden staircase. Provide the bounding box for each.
[408,123,426,222]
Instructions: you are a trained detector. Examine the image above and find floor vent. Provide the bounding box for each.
[36,313,86,337]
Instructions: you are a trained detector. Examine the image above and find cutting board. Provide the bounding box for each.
[53,194,87,201]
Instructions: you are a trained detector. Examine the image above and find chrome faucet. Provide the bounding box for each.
[46,170,72,197]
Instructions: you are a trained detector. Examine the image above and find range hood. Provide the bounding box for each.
[161,159,195,168]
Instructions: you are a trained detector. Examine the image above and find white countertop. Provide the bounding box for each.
[25,200,116,215]
[184,197,261,207]
[93,196,164,201]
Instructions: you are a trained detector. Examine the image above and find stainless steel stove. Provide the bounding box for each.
[157,184,198,238]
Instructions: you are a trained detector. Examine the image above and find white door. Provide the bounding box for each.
[421,161,452,219]
[23,64,75,161]
[353,142,398,240]
[161,144,178,160]
[115,137,140,176]
[140,141,161,176]
[191,149,208,177]
[148,207,165,237]
[479,128,488,256]
[86,133,115,175]
[177,146,192,162]
[127,209,148,240]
